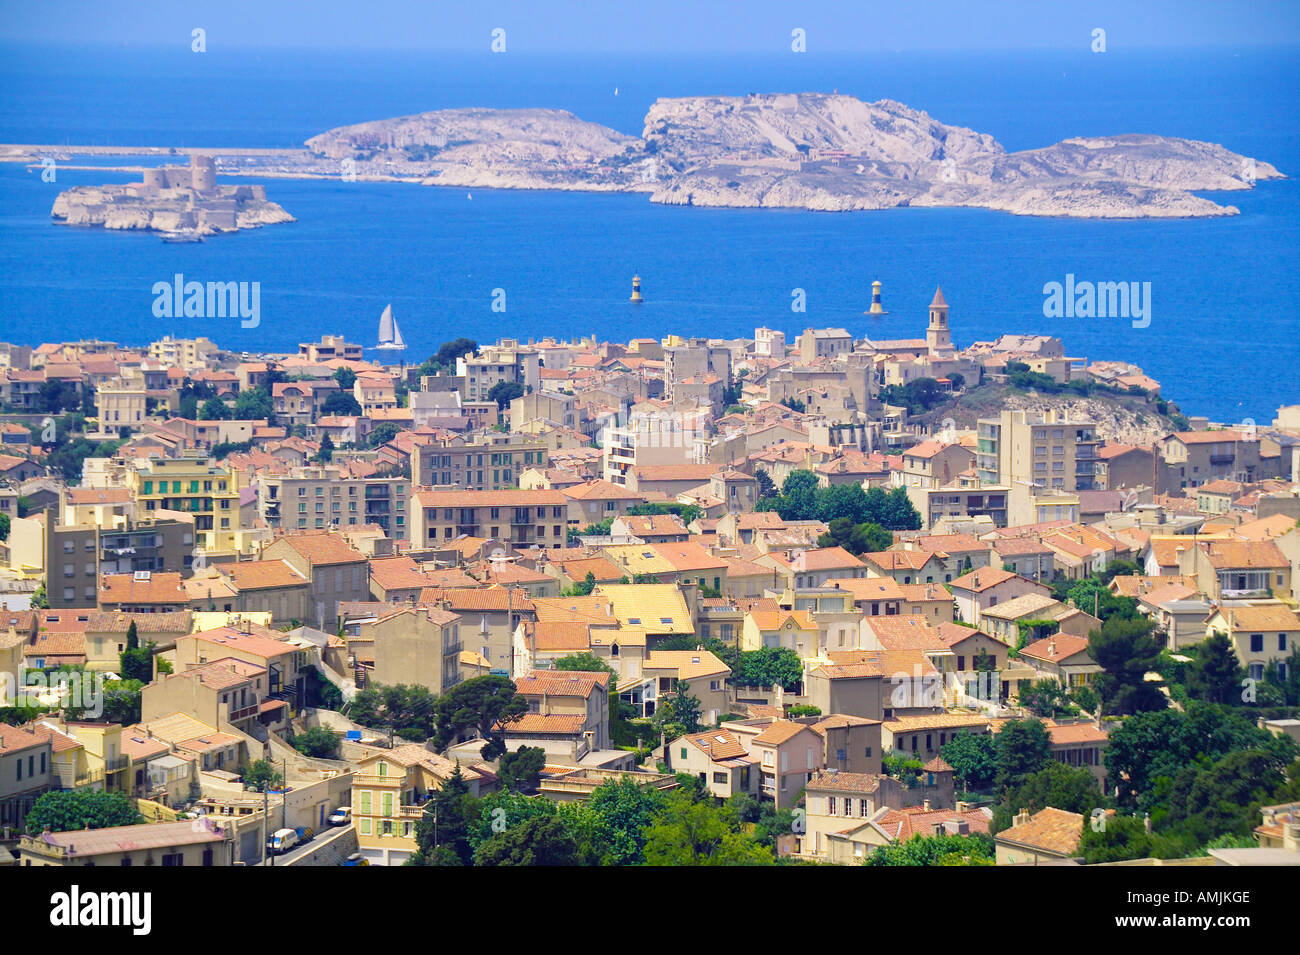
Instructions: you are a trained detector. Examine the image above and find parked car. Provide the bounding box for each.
[328,807,351,826]
[343,852,369,867]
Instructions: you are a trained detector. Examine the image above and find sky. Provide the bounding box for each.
[2,0,1299,52]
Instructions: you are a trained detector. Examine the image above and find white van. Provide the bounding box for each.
[268,828,299,855]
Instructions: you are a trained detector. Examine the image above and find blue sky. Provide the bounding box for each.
[3,0,1299,51]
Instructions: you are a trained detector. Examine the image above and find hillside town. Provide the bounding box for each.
[1,288,1298,868]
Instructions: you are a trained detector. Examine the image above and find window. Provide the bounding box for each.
[828,796,837,815]
[1250,634,1264,653]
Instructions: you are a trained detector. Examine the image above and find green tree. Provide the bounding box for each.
[566,776,667,865]
[653,679,704,738]
[119,625,154,683]
[734,647,803,690]
[434,675,528,760]
[313,433,335,463]
[333,366,358,390]
[940,731,998,792]
[323,391,363,416]
[1018,679,1077,719]
[242,759,284,793]
[487,380,525,409]
[1078,814,1193,864]
[199,396,231,420]
[498,745,546,793]
[26,790,142,834]
[562,571,598,597]
[410,766,477,865]
[992,762,1104,833]
[643,790,773,865]
[865,832,995,866]
[1104,701,1295,814]
[433,338,478,368]
[233,386,273,420]
[1185,632,1245,705]
[291,726,341,760]
[476,813,580,866]
[754,468,776,500]
[993,718,1052,791]
[366,421,403,449]
[346,683,440,740]
[1089,615,1167,715]
[0,512,9,541]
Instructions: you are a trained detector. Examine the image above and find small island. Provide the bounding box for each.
[50,153,295,237]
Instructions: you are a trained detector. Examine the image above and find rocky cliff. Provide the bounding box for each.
[303,92,1282,218]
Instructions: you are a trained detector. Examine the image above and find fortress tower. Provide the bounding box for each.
[190,154,216,195]
[926,285,951,352]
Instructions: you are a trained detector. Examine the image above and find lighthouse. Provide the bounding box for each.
[866,279,888,315]
[630,274,643,304]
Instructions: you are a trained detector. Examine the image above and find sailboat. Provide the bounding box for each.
[375,303,407,352]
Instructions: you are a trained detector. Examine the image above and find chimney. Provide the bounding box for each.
[922,798,932,812]
[1014,807,1031,827]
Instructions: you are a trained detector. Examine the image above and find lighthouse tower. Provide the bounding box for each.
[865,279,888,315]
[630,274,643,304]
[926,286,951,352]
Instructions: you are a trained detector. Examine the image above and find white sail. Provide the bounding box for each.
[376,303,406,350]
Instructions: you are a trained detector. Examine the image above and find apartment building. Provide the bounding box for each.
[367,606,464,694]
[259,531,370,629]
[352,745,485,866]
[258,465,410,539]
[299,334,364,362]
[412,432,550,492]
[1159,429,1264,489]
[0,724,54,835]
[8,509,194,609]
[977,409,1100,491]
[148,335,217,371]
[457,338,541,402]
[96,373,148,431]
[127,457,243,552]
[411,488,569,550]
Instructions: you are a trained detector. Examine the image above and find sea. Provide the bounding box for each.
[0,43,1297,423]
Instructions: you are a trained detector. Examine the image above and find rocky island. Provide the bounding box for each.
[303,92,1282,217]
[50,154,295,236]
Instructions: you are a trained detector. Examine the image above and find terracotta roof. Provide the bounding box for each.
[1019,633,1094,664]
[684,728,748,761]
[503,713,588,736]
[271,531,366,566]
[997,807,1085,856]
[515,669,609,699]
[951,567,1022,592]
[218,559,308,591]
[98,571,188,606]
[32,819,229,856]
[806,769,883,793]
[753,719,814,746]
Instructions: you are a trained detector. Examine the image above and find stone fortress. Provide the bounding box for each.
[51,153,294,235]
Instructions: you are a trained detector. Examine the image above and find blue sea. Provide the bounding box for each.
[0,44,1297,422]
